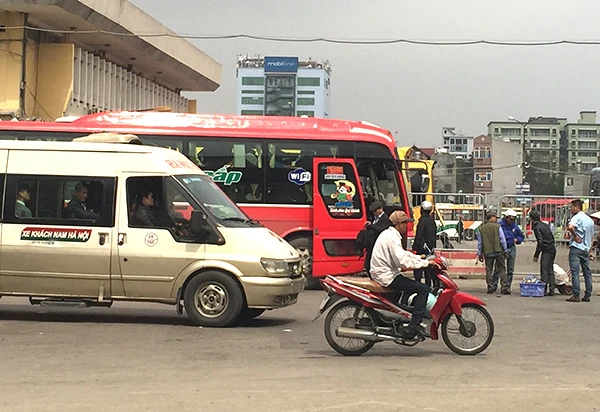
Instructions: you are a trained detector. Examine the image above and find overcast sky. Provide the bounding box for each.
[130,0,600,147]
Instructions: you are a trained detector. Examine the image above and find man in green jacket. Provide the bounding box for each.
[477,210,510,294]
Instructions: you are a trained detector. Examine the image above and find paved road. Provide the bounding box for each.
[1,281,599,412]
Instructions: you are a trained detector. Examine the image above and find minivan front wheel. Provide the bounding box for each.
[184,271,243,327]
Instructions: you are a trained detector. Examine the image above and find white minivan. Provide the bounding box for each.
[0,139,304,326]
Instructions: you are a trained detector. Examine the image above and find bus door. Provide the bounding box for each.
[312,158,366,277]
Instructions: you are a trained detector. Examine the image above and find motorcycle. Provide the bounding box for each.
[313,256,494,356]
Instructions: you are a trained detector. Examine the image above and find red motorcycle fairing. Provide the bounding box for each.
[438,291,488,324]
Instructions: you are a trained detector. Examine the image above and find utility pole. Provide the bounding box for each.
[508,116,543,185]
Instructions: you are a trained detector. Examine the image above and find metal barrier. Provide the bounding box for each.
[498,195,600,277]
[409,192,487,276]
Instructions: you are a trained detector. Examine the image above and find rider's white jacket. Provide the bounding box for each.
[370,227,429,287]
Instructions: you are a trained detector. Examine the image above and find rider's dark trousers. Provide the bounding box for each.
[388,274,429,325]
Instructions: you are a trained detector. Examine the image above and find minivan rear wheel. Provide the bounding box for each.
[184,271,243,327]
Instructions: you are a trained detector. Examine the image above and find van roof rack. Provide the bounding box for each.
[72,132,143,145]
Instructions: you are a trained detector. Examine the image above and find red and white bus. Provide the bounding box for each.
[0,111,412,287]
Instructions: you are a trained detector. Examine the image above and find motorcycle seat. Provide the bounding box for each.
[338,277,395,294]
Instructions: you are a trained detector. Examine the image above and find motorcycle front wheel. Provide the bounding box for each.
[324,300,377,356]
[441,303,494,356]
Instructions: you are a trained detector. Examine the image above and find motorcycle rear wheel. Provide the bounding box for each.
[441,303,494,356]
[324,300,377,356]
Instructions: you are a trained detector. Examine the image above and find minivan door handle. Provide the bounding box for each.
[98,233,109,246]
[118,233,127,246]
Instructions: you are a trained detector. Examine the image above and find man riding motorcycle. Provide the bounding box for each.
[369,210,439,339]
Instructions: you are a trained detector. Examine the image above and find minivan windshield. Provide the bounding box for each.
[176,175,251,224]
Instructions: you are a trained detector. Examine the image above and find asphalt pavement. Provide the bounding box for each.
[1,280,599,412]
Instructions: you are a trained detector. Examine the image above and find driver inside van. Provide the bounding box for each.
[64,182,99,220]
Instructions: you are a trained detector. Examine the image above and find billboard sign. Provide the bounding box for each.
[264,56,299,73]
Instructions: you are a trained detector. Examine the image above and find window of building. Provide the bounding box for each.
[494,127,499,133]
[571,129,577,136]
[579,152,597,157]
[241,110,264,115]
[297,111,315,117]
[297,98,315,106]
[501,128,521,137]
[474,146,491,158]
[551,128,557,136]
[241,77,264,86]
[531,129,550,137]
[297,77,320,87]
[5,175,115,227]
[579,130,598,139]
[297,90,315,95]
[241,96,264,105]
[579,141,598,149]
[474,172,492,182]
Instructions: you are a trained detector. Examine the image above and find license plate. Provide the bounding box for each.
[319,295,330,310]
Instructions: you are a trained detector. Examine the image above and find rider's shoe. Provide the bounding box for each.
[404,323,430,340]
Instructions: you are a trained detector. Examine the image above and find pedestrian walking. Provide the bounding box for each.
[499,209,524,293]
[477,210,510,294]
[530,210,556,296]
[456,215,464,244]
[412,200,437,288]
[566,200,594,302]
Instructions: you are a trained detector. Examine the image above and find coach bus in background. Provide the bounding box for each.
[0,111,412,288]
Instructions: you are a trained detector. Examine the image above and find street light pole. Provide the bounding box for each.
[508,116,543,185]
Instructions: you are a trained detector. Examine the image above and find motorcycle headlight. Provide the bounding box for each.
[261,258,290,277]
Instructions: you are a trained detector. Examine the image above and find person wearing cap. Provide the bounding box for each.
[566,199,594,302]
[530,209,556,296]
[412,200,437,288]
[15,183,32,218]
[477,210,510,294]
[499,208,525,293]
[361,201,391,273]
[370,210,438,339]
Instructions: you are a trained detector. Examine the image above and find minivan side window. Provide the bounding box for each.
[126,176,198,242]
[4,175,116,227]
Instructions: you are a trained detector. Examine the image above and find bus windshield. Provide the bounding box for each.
[176,175,250,223]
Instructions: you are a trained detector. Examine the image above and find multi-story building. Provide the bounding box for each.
[472,134,492,194]
[487,117,566,175]
[472,134,522,205]
[431,148,456,193]
[442,127,473,159]
[564,111,600,173]
[236,55,331,117]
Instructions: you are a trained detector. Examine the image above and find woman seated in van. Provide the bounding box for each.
[131,190,160,227]
[64,182,99,220]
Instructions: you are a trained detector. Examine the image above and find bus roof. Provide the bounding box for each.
[0,111,397,148]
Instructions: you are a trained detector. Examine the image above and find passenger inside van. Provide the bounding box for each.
[131,190,160,227]
[15,183,33,218]
[64,182,100,220]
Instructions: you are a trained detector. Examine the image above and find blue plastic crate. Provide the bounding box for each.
[519,282,546,297]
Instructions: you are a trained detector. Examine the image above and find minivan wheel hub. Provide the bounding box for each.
[195,283,229,317]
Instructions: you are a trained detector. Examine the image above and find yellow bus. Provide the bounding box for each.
[397,146,435,221]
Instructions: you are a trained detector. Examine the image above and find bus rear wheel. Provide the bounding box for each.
[288,236,320,290]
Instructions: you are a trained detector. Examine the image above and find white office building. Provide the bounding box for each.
[236,55,331,118]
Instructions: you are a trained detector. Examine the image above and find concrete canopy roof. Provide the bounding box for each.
[0,0,221,92]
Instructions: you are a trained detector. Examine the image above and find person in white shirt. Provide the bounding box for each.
[370,210,438,339]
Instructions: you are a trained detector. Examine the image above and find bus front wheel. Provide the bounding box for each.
[288,237,319,290]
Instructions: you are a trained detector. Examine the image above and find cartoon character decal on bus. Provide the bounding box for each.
[331,180,356,207]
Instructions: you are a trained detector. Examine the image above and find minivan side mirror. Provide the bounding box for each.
[190,210,212,238]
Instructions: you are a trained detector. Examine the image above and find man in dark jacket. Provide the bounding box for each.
[132,190,160,227]
[362,201,391,273]
[64,182,99,220]
[412,200,437,288]
[530,210,556,296]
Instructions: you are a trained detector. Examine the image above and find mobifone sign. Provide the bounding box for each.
[264,56,299,73]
